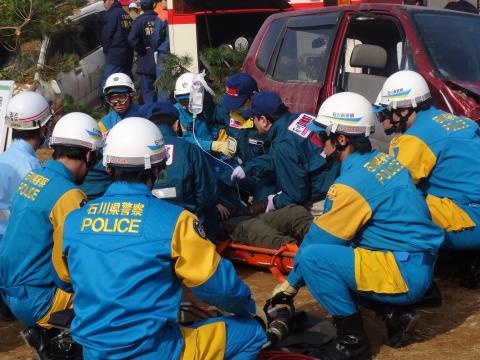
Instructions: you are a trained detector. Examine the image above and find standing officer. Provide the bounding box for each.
[80,73,139,200]
[231,92,339,213]
[0,92,53,241]
[62,117,266,359]
[0,113,102,329]
[376,70,480,288]
[270,92,444,359]
[128,0,158,103]
[100,0,133,96]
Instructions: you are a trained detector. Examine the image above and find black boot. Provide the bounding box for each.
[311,312,372,360]
[457,251,480,289]
[20,327,52,360]
[383,307,419,348]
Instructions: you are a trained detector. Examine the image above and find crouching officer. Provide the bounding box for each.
[81,72,139,200]
[270,92,444,359]
[138,101,226,238]
[0,112,102,328]
[0,91,53,241]
[62,117,266,359]
[376,70,480,288]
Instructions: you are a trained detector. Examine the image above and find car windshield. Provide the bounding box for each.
[412,11,480,82]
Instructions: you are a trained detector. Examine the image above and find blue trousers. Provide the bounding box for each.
[100,64,132,98]
[155,53,169,100]
[297,245,435,316]
[139,73,156,104]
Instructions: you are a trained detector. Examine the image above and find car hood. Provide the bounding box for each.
[449,79,480,98]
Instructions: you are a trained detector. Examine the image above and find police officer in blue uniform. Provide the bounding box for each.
[138,101,228,238]
[270,92,444,359]
[100,0,133,95]
[231,92,339,213]
[0,112,102,329]
[62,117,266,359]
[0,92,53,242]
[128,0,158,103]
[215,72,275,206]
[80,73,139,200]
[377,70,480,288]
[151,5,169,100]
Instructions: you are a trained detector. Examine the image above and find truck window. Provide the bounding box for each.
[77,13,103,57]
[411,11,480,81]
[272,25,334,83]
[255,18,286,73]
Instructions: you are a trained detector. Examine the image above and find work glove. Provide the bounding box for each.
[265,194,276,213]
[271,280,298,306]
[211,141,235,158]
[231,166,246,181]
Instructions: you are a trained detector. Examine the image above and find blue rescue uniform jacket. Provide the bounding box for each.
[288,150,444,294]
[153,125,218,217]
[62,182,255,359]
[98,103,140,136]
[389,106,480,233]
[101,2,133,67]
[214,105,266,162]
[0,140,41,240]
[242,112,340,209]
[128,10,157,75]
[0,160,86,325]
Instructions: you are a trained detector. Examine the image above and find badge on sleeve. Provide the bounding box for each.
[193,220,207,239]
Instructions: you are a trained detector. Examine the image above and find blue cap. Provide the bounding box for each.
[105,86,131,96]
[241,92,284,119]
[219,72,258,110]
[137,101,179,120]
[140,0,154,6]
[306,120,326,132]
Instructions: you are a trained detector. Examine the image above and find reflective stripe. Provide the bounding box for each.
[152,187,177,199]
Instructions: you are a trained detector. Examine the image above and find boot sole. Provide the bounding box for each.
[383,313,419,348]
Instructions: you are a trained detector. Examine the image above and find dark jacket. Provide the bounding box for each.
[101,2,133,67]
[128,10,158,75]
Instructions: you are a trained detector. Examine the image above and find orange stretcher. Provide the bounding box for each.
[217,241,299,283]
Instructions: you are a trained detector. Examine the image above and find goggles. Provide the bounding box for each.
[106,93,130,106]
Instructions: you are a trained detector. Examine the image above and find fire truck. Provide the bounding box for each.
[166,0,362,72]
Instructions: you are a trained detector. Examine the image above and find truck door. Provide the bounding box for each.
[244,11,344,114]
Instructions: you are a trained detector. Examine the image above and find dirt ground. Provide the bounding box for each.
[1,262,479,360]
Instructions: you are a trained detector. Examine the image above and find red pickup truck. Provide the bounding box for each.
[243,4,480,149]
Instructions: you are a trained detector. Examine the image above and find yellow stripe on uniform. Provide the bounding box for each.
[171,210,221,288]
[315,184,372,241]
[180,321,226,360]
[389,134,437,184]
[354,248,408,294]
[50,188,87,284]
[426,194,476,232]
[37,288,73,329]
[98,121,108,135]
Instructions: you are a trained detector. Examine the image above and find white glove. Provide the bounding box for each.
[266,194,276,213]
[271,280,298,306]
[231,166,246,181]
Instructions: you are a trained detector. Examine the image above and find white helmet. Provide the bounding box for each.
[312,92,375,136]
[103,117,166,169]
[174,72,196,97]
[50,112,103,151]
[103,73,136,96]
[5,91,52,130]
[379,70,431,109]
